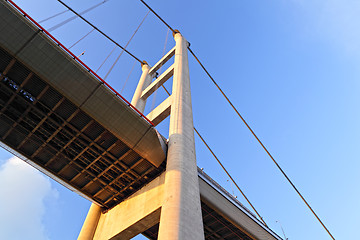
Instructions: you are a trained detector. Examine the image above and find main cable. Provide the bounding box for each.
[139,0,175,34]
[56,0,142,63]
[139,0,268,228]
[159,83,267,226]
[188,47,336,240]
[194,127,268,227]
[104,10,150,80]
[138,0,335,239]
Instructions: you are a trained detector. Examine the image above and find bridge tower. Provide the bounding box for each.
[0,2,281,239]
[78,31,205,240]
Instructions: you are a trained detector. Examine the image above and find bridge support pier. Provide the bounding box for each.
[78,204,102,240]
[78,32,204,240]
[131,62,152,111]
[157,32,204,240]
[0,2,285,240]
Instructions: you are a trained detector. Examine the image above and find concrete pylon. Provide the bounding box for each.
[78,204,102,240]
[157,32,204,240]
[77,31,204,240]
[131,62,152,112]
[77,64,154,240]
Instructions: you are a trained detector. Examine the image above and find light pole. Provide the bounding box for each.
[276,220,288,240]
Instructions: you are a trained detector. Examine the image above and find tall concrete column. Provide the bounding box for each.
[78,63,152,240]
[158,32,205,240]
[131,62,152,112]
[77,203,102,240]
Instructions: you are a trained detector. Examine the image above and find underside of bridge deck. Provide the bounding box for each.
[0,2,282,240]
[0,45,166,209]
[142,201,253,240]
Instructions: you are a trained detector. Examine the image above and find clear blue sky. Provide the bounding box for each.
[1,0,359,239]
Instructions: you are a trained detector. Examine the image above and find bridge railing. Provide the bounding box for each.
[197,167,258,220]
[6,0,155,126]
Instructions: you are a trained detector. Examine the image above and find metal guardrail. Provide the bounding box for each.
[198,167,283,240]
[197,167,258,219]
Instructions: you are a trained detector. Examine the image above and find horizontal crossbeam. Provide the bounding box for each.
[146,95,172,126]
[149,46,175,75]
[141,64,174,100]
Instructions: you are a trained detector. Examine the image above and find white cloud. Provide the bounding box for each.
[0,157,58,240]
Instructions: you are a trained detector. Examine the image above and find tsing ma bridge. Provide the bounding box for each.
[0,1,282,239]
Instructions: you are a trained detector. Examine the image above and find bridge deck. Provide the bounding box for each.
[0,0,166,209]
[141,169,281,240]
[0,1,282,239]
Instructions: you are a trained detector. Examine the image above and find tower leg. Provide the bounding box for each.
[131,62,152,112]
[157,32,205,240]
[77,203,102,240]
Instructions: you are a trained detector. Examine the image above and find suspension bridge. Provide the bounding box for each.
[0,0,337,239]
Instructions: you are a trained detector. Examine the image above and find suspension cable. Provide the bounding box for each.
[150,28,170,113]
[159,83,266,225]
[139,0,175,34]
[194,127,268,226]
[104,10,150,80]
[56,0,142,63]
[96,46,116,73]
[49,0,110,32]
[138,0,335,239]
[38,9,69,24]
[161,85,171,96]
[139,0,268,227]
[69,28,95,50]
[121,60,137,94]
[188,47,336,240]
